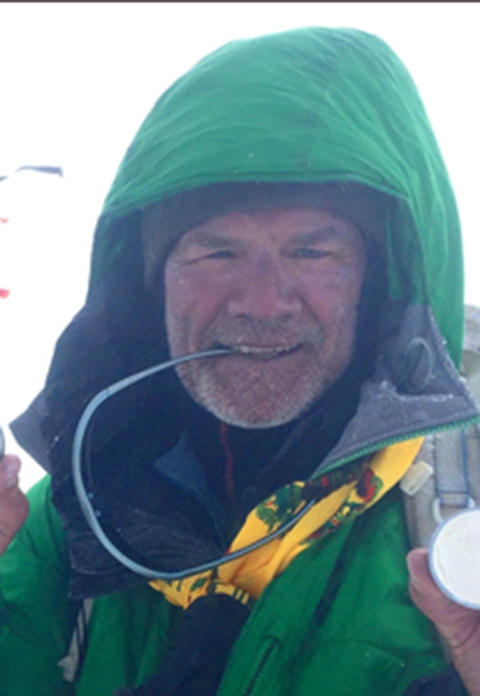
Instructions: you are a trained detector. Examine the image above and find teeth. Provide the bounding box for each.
[234,345,296,355]
[211,342,299,357]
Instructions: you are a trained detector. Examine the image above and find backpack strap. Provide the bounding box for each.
[402,304,480,546]
[401,425,480,549]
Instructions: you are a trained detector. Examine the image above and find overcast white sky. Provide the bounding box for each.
[1,2,479,489]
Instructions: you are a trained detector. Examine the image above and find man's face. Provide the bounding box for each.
[164,207,367,428]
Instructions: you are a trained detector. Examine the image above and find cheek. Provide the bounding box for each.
[302,266,365,323]
[164,264,194,340]
[164,264,231,332]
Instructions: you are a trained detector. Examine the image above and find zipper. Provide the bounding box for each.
[244,639,277,696]
[220,635,278,696]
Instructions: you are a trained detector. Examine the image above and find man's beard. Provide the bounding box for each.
[170,315,356,428]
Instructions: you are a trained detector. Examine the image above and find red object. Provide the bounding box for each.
[0,218,8,225]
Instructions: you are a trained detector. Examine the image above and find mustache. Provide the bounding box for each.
[202,316,325,348]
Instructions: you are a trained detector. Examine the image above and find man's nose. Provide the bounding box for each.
[227,251,301,319]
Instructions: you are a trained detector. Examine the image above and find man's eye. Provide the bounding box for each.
[291,248,328,259]
[185,249,236,265]
[206,250,236,260]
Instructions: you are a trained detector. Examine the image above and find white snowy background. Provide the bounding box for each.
[1,2,479,490]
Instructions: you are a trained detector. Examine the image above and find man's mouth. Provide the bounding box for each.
[211,342,301,360]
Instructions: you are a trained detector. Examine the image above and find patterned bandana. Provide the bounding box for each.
[150,438,423,608]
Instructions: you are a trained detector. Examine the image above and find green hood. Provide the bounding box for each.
[90,26,463,365]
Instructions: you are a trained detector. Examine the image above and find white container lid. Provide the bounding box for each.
[429,507,480,609]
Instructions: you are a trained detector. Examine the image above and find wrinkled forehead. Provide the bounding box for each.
[141,181,389,289]
[169,206,365,257]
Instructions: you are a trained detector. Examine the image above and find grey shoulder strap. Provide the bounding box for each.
[402,424,480,550]
[402,304,480,549]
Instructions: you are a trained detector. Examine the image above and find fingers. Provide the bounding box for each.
[407,548,451,628]
[407,547,464,622]
[0,455,22,491]
[0,455,29,556]
[406,547,430,586]
[407,548,447,606]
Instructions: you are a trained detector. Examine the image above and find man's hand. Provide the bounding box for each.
[407,548,480,696]
[0,455,29,556]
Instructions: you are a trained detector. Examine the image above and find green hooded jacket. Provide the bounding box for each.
[1,26,478,696]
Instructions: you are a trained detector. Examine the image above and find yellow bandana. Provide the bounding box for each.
[150,438,423,609]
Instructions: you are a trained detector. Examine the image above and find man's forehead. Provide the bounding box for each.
[141,182,388,289]
[175,206,361,247]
